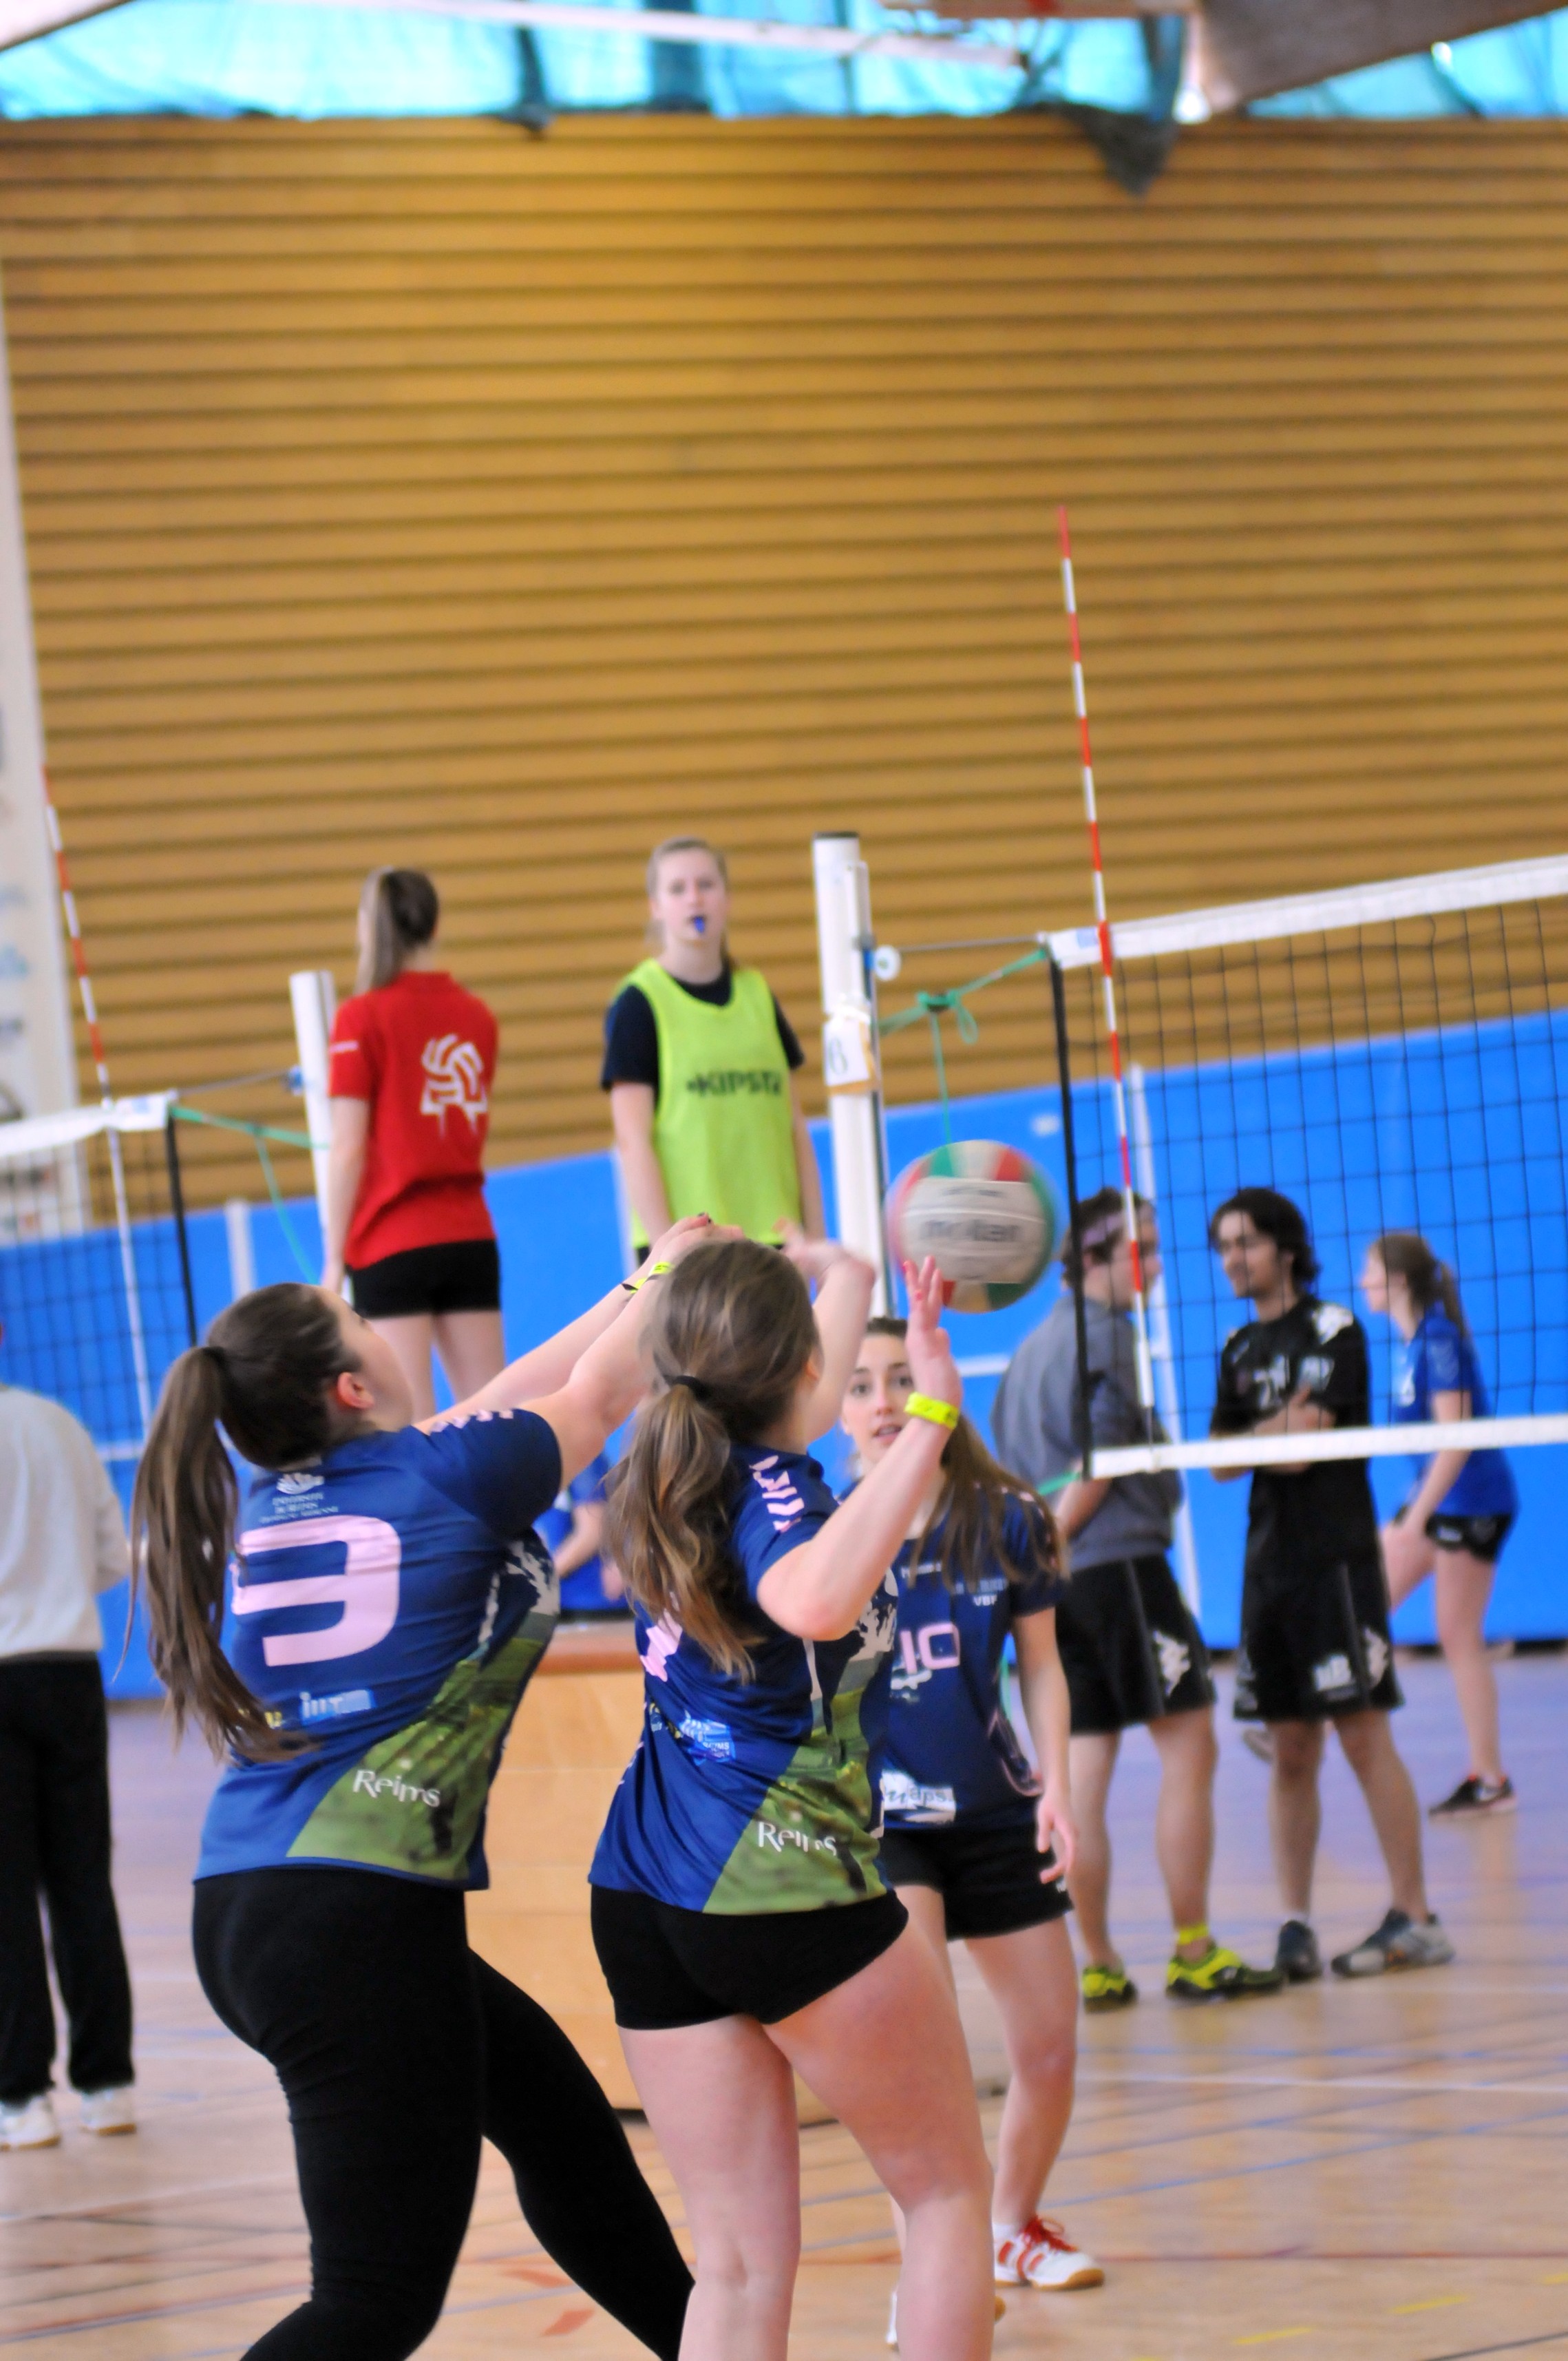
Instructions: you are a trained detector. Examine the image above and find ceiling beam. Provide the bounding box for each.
[1191,0,1551,112]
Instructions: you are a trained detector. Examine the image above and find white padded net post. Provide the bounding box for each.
[1048,855,1568,1478]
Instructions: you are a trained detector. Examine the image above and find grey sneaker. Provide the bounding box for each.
[1331,1908,1454,1977]
[1275,1918,1323,1982]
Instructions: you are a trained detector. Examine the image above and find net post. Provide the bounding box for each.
[812,832,893,1313]
[1049,955,1094,1479]
[289,969,337,1249]
[163,1106,198,1347]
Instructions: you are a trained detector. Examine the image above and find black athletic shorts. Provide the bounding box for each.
[589,1885,907,2031]
[1233,1553,1403,1724]
[1424,1509,1514,1564]
[1055,1553,1216,1735]
[347,1237,501,1320]
[877,1820,1071,1942]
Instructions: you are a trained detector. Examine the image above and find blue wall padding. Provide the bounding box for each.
[61,1073,1562,1699]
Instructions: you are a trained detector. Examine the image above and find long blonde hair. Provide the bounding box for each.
[604,1239,817,1677]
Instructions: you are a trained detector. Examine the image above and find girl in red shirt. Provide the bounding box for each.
[323,868,503,1420]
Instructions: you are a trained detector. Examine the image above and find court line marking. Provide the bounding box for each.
[1396,2298,1471,2313]
[1234,2331,1312,2345]
[1080,2068,1568,2101]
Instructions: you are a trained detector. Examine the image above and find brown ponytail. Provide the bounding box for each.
[131,1283,361,1760]
[357,865,438,994]
[604,1239,818,1678]
[1371,1231,1466,1330]
[862,1314,1061,1591]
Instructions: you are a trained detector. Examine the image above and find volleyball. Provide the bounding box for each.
[885,1140,1061,1312]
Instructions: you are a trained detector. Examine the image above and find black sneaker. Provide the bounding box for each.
[1429,1774,1516,1820]
[1275,1919,1322,1982]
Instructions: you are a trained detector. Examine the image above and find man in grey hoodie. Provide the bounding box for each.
[993,1188,1280,2009]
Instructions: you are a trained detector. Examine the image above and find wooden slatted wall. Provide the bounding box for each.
[1,112,1567,1203]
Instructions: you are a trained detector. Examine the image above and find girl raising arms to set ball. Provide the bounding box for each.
[840,1319,1099,2339]
[589,1241,995,2361]
[131,1224,720,2361]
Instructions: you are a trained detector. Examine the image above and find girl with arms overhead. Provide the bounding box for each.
[590,1241,995,2361]
[840,1316,1099,2338]
[133,1223,717,2360]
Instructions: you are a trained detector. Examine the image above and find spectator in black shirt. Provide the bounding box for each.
[1209,1188,1452,1984]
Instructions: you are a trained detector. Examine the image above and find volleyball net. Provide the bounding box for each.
[858,850,1568,1482]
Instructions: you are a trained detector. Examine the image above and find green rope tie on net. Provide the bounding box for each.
[171,1103,319,1284]
[878,945,1050,1146]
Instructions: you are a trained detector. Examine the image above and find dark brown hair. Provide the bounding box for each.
[130,1284,363,1761]
[357,866,439,994]
[1059,1186,1152,1287]
[1371,1230,1465,1328]
[858,1316,1061,1592]
[604,1239,817,1677]
[1209,1186,1321,1288]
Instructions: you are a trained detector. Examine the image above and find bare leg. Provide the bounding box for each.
[1066,1732,1120,1967]
[967,1918,1078,2229]
[1384,1530,1437,1611]
[771,1925,993,2361]
[433,1308,507,1404]
[1268,1719,1325,1920]
[1145,1708,1218,1955]
[1333,1709,1429,1920]
[1432,1549,1504,1783]
[619,2015,800,2361]
[365,1312,437,1421]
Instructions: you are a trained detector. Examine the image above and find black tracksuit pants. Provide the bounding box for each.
[0,1655,134,2104]
[193,1865,692,2360]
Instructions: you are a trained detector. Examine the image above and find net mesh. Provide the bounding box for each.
[0,1098,197,1467]
[1052,873,1568,1467]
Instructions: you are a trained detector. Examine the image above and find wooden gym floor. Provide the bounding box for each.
[3,1652,1566,2360]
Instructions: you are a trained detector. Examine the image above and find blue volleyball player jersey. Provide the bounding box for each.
[882,1500,1063,1833]
[1393,1308,1517,1519]
[591,1444,898,1914]
[197,1409,563,1888]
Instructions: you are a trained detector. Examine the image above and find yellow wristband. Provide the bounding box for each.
[627,1259,672,1293]
[905,1392,960,1431]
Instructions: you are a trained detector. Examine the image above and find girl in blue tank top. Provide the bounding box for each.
[1360,1231,1519,1818]
[589,1239,996,2361]
[130,1226,719,2361]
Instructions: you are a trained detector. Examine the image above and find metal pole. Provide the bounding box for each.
[1050,957,1095,1478]
[289,968,337,1252]
[164,1107,199,1348]
[812,832,893,1312]
[1127,1062,1202,1617]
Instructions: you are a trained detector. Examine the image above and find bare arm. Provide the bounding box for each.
[508,1277,670,1486]
[432,1215,725,1425]
[610,1082,673,1245]
[789,1075,825,1238]
[759,1257,955,1641]
[322,1096,370,1292]
[551,1498,606,1580]
[1397,1387,1472,1527]
[783,1232,877,1441]
[1015,1607,1075,1877]
[1054,1474,1111,1538]
[92,1450,130,1593]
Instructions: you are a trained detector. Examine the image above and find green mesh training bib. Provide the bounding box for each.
[623,958,802,1248]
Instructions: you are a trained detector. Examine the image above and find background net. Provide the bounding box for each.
[1052,873,1568,1458]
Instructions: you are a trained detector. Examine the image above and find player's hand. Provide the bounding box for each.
[1037,1785,1077,1882]
[902,1257,962,1416]
[644,1214,737,1269]
[1380,1516,1426,1594]
[780,1225,867,1286]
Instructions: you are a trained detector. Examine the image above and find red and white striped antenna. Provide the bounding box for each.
[1057,505,1156,1425]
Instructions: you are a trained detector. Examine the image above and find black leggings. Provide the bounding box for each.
[193,1867,691,2360]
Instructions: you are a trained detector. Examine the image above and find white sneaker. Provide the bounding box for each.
[80,2086,136,2137]
[0,2094,61,2150]
[995,2216,1105,2290]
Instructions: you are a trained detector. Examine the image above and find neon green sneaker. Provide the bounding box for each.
[1080,1963,1138,2013]
[1166,1940,1284,2003]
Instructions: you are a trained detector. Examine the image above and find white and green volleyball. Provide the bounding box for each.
[885,1139,1061,1312]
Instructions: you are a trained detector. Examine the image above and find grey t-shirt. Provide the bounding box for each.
[991,1291,1183,1573]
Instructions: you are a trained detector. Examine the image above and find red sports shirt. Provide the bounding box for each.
[328,970,498,1267]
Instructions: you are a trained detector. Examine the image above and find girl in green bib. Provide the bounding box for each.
[602,837,825,1252]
